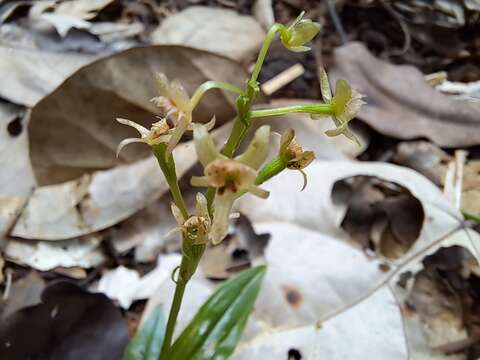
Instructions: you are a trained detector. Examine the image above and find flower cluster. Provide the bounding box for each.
[115,14,364,249]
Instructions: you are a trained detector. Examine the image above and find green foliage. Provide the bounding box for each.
[166,265,267,360]
[123,305,166,360]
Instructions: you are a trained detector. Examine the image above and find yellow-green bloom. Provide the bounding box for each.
[191,124,271,244]
[116,73,215,157]
[280,11,321,52]
[279,128,315,190]
[171,193,211,245]
[312,67,365,145]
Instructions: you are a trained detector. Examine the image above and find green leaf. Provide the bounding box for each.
[463,211,480,224]
[123,305,165,360]
[168,265,267,360]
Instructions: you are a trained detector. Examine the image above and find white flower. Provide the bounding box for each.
[190,124,271,244]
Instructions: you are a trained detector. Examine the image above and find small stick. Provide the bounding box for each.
[261,63,305,95]
[453,150,467,210]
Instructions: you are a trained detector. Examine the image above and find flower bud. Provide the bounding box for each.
[280,12,321,52]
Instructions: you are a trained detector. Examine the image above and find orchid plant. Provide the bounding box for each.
[118,11,364,360]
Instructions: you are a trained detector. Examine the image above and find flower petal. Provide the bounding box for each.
[154,73,170,97]
[193,123,222,167]
[170,79,191,112]
[116,118,150,136]
[210,192,236,245]
[166,116,189,158]
[318,67,332,103]
[235,125,270,170]
[195,192,210,221]
[116,137,145,157]
[248,185,270,199]
[171,202,185,226]
[280,128,295,154]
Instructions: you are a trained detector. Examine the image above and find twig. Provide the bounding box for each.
[261,63,305,95]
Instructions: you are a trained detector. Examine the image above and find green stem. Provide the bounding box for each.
[153,143,188,219]
[160,258,188,358]
[222,116,249,158]
[250,103,333,118]
[255,156,287,185]
[250,23,285,84]
[190,81,243,110]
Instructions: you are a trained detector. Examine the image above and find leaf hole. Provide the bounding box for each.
[288,348,302,360]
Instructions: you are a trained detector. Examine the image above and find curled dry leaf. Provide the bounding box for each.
[0,282,129,360]
[329,42,480,147]
[28,45,247,185]
[151,6,265,62]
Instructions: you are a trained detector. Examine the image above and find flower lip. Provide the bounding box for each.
[205,159,257,194]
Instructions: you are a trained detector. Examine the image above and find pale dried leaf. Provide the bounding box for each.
[4,235,105,271]
[234,287,407,360]
[0,46,96,107]
[10,140,195,240]
[151,6,265,61]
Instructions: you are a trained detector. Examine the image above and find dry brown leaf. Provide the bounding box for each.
[393,141,451,186]
[28,45,246,185]
[330,42,480,147]
[151,6,265,62]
